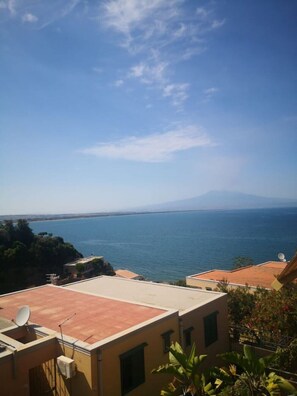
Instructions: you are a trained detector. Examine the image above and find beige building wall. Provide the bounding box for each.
[186,276,219,290]
[186,276,259,292]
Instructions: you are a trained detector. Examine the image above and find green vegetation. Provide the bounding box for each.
[152,342,215,395]
[232,256,254,269]
[0,219,83,293]
[272,338,297,373]
[74,257,115,279]
[217,283,297,345]
[152,342,297,396]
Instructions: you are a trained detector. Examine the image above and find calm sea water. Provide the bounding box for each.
[30,208,297,281]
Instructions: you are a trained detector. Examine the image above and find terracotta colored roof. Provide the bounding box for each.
[115,269,142,279]
[0,285,166,345]
[192,261,287,289]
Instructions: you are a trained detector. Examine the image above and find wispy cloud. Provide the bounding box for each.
[101,0,177,37]
[163,83,189,107]
[22,13,38,23]
[129,61,167,84]
[0,0,81,27]
[211,19,226,29]
[0,0,17,15]
[203,87,219,102]
[81,125,213,163]
[114,79,124,87]
[100,0,225,107]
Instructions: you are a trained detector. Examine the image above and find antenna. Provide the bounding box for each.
[278,252,286,262]
[58,313,76,354]
[15,306,31,326]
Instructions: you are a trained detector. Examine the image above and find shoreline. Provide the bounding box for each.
[1,206,296,223]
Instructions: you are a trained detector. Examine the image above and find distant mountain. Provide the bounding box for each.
[137,191,297,212]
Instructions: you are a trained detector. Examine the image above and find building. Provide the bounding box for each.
[115,269,144,280]
[0,277,228,396]
[186,261,288,291]
[64,256,105,278]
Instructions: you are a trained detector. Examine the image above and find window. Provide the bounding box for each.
[183,326,194,348]
[161,330,174,353]
[120,343,147,395]
[203,312,218,347]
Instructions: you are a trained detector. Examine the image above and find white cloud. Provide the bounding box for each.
[196,7,209,19]
[211,19,226,29]
[203,87,219,101]
[100,0,225,107]
[129,61,167,84]
[101,0,177,35]
[163,83,189,107]
[81,125,213,163]
[0,0,81,27]
[129,60,189,107]
[22,13,38,23]
[0,0,16,15]
[114,79,124,87]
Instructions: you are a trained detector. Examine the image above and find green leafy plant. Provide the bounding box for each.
[217,345,297,396]
[152,342,215,395]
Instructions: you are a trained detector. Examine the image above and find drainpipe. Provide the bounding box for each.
[179,318,184,348]
[97,349,103,396]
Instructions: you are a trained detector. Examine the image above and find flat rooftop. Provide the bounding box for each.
[64,255,103,267]
[189,261,287,289]
[64,276,225,312]
[0,285,166,345]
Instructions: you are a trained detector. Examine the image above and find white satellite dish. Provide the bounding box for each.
[278,252,286,262]
[15,305,31,326]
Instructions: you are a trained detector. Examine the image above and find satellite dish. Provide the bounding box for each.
[15,305,31,326]
[278,252,286,262]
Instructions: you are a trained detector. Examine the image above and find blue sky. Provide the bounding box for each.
[0,0,296,214]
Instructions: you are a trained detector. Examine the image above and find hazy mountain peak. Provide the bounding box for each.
[138,190,297,212]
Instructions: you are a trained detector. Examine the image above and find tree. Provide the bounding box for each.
[232,257,254,270]
[244,285,297,344]
[15,219,34,247]
[216,284,256,326]
[0,220,83,293]
[91,257,115,276]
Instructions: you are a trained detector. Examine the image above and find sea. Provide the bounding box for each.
[30,208,297,282]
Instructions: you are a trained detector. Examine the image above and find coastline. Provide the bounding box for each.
[1,206,296,224]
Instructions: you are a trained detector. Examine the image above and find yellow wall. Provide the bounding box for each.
[180,295,229,367]
[57,345,97,396]
[100,312,179,396]
[0,334,98,396]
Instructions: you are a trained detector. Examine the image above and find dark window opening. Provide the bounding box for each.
[204,312,218,347]
[120,343,147,395]
[183,326,194,348]
[161,330,174,353]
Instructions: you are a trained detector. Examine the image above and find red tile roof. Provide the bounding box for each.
[192,261,287,289]
[0,285,166,344]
